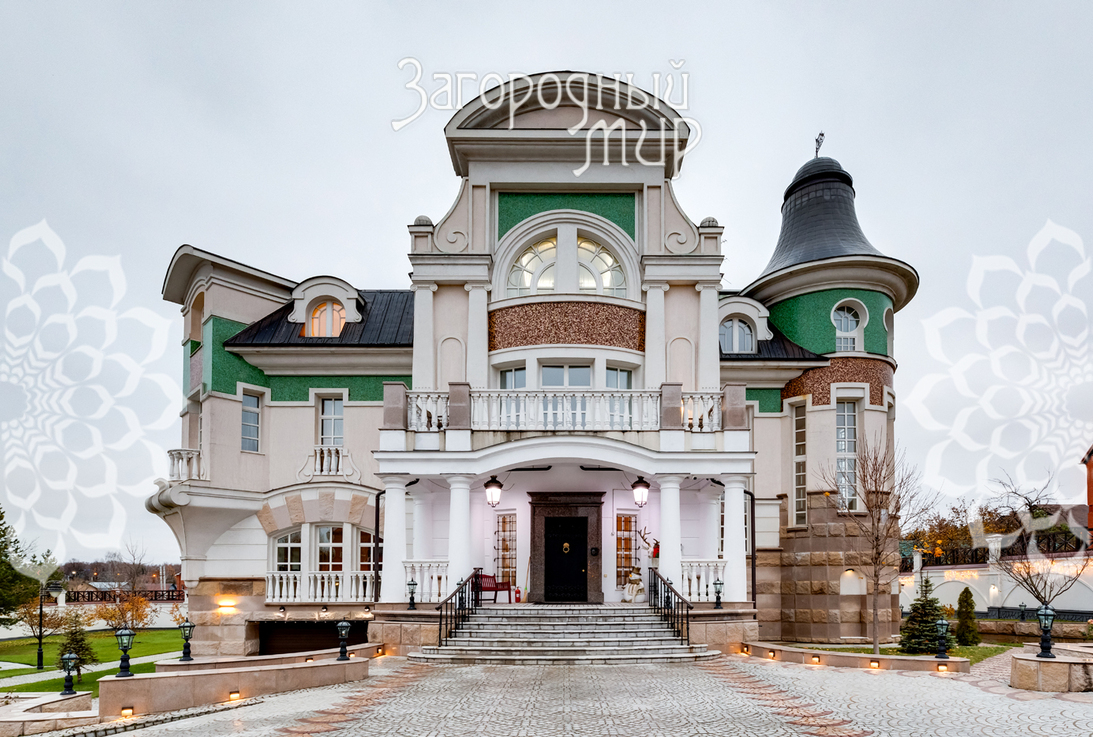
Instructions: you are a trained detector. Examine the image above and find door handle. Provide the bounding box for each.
[562,542,570,554]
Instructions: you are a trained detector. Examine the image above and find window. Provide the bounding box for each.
[616,513,638,587]
[305,300,346,338]
[494,514,517,586]
[606,368,634,428]
[834,306,860,352]
[359,529,382,599]
[275,531,301,572]
[606,367,632,390]
[719,318,756,353]
[320,398,343,446]
[241,394,260,452]
[500,367,526,389]
[542,365,591,429]
[316,525,344,571]
[836,401,858,511]
[506,235,626,297]
[794,405,807,526]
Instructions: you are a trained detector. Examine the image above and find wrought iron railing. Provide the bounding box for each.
[920,547,990,567]
[1001,531,1086,558]
[986,605,1093,623]
[65,589,185,603]
[435,570,482,646]
[648,567,692,645]
[899,555,914,573]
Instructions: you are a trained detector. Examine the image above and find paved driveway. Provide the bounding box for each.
[101,654,1092,737]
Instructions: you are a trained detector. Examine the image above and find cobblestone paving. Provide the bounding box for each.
[106,654,1093,737]
[968,647,1016,682]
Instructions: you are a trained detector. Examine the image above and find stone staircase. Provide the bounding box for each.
[408,604,719,665]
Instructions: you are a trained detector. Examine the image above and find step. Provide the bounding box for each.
[450,637,686,648]
[407,649,721,666]
[466,615,665,625]
[420,643,707,656]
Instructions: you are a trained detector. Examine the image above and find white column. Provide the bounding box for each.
[465,283,489,389]
[643,283,667,389]
[379,476,409,603]
[657,474,685,587]
[447,475,474,583]
[704,489,722,560]
[697,282,720,391]
[411,283,437,390]
[721,475,748,602]
[412,490,431,560]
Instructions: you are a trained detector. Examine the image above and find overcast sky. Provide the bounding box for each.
[1,2,1090,563]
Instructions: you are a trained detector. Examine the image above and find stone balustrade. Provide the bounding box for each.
[681,559,728,602]
[265,571,378,603]
[403,559,450,603]
[167,448,204,482]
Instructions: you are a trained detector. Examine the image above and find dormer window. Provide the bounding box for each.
[719,318,756,354]
[288,276,361,336]
[308,300,346,337]
[506,235,625,298]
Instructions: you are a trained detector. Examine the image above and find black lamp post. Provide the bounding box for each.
[178,619,196,661]
[35,581,63,670]
[1019,602,1027,621]
[935,618,950,660]
[1036,604,1056,659]
[713,578,724,610]
[60,652,79,695]
[407,579,417,611]
[115,628,135,677]
[336,620,351,661]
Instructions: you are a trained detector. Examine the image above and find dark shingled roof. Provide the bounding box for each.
[225,290,414,347]
[758,157,884,278]
[721,324,826,362]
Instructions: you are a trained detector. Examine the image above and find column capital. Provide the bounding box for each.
[654,474,688,487]
[443,474,476,488]
[377,474,412,489]
[411,282,438,292]
[464,282,491,292]
[718,474,750,489]
[695,281,722,292]
[642,282,669,292]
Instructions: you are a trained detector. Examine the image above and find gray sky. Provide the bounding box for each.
[2,1,1091,562]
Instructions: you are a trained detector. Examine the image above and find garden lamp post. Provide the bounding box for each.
[1018,602,1026,621]
[336,620,351,661]
[1036,604,1056,659]
[60,652,79,695]
[36,580,64,670]
[115,628,135,677]
[178,619,196,661]
[713,578,724,610]
[407,578,418,611]
[935,618,950,660]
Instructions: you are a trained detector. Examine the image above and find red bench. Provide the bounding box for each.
[477,573,512,603]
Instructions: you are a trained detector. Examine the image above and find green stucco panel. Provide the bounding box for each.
[746,388,783,414]
[201,315,410,401]
[767,289,893,356]
[497,193,636,239]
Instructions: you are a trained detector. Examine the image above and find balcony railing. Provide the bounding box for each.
[407,392,449,432]
[469,390,661,432]
[403,559,450,603]
[167,449,205,482]
[265,571,378,603]
[681,558,728,602]
[296,445,361,483]
[682,393,722,432]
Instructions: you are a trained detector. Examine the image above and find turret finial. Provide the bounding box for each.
[814,131,825,158]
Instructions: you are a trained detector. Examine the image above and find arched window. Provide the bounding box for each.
[719,318,756,354]
[306,301,346,337]
[506,236,626,297]
[833,305,860,351]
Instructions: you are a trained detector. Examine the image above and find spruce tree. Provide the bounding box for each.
[900,576,956,654]
[954,586,981,646]
[54,610,99,682]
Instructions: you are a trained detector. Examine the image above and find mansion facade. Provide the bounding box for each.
[147,73,918,656]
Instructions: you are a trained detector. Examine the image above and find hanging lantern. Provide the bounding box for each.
[631,476,650,508]
[484,476,503,508]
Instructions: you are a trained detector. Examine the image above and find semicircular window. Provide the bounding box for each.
[506,237,558,297]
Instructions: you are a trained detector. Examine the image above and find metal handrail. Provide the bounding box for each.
[648,567,692,645]
[434,569,483,646]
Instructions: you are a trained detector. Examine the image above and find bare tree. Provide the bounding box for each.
[820,435,938,655]
[107,540,148,592]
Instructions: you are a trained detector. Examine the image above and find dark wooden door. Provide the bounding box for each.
[544,516,588,602]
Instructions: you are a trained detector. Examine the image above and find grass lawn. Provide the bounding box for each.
[0,662,158,697]
[0,629,181,671]
[803,642,1022,666]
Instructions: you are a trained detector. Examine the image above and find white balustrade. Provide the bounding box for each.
[403,559,450,603]
[681,559,728,602]
[265,571,379,603]
[682,393,722,432]
[407,392,449,432]
[313,445,349,475]
[469,391,660,432]
[167,449,204,481]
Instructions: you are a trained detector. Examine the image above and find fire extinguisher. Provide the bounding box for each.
[515,587,522,603]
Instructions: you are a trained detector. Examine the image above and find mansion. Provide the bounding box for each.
[147,73,918,657]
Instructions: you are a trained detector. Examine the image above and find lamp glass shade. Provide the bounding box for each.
[61,652,79,674]
[484,476,503,508]
[336,620,351,639]
[631,477,650,508]
[1037,605,1055,630]
[407,579,418,595]
[45,581,63,598]
[179,619,196,641]
[713,578,724,595]
[935,618,949,637]
[115,628,135,651]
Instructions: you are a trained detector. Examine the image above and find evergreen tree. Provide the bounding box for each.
[900,576,956,654]
[954,586,981,646]
[54,610,99,682]
[0,504,38,625]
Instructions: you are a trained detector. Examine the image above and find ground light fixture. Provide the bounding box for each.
[179,619,196,661]
[121,707,134,717]
[407,579,418,611]
[869,660,880,669]
[937,663,948,672]
[60,652,79,695]
[115,628,135,677]
[484,476,503,508]
[631,476,650,508]
[1036,604,1056,658]
[811,655,821,664]
[229,691,240,700]
[713,578,723,610]
[935,619,950,660]
[336,620,351,661]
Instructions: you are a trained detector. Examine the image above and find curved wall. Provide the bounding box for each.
[488,301,645,351]
[767,288,893,356]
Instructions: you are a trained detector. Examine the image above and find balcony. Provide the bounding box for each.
[297,445,361,483]
[265,571,379,603]
[167,448,205,482]
[681,559,728,603]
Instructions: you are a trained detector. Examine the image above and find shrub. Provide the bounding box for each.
[954,586,981,646]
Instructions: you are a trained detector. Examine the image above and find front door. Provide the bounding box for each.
[544,516,588,602]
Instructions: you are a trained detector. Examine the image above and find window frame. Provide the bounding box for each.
[615,512,639,588]
[319,397,344,447]
[274,529,302,572]
[719,317,757,354]
[241,393,261,453]
[505,232,627,298]
[831,300,868,353]
[835,400,859,511]
[793,404,807,527]
[304,300,346,338]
